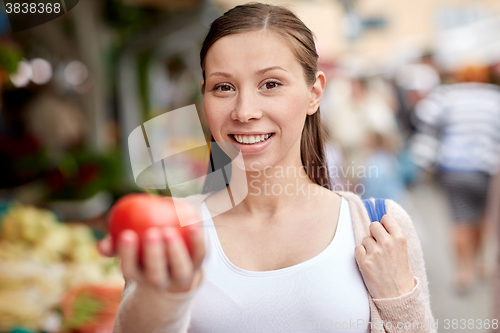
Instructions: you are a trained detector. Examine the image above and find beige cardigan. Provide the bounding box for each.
[115,191,436,333]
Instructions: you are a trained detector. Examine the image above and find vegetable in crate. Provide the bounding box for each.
[60,285,123,333]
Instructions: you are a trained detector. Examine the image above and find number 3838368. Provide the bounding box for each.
[5,2,61,14]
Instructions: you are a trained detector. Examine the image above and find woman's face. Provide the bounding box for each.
[202,30,324,172]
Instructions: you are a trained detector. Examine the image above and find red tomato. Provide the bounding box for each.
[108,194,195,262]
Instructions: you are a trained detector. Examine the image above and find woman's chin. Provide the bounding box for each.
[246,160,276,173]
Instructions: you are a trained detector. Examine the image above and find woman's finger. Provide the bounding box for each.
[361,235,377,253]
[188,223,206,271]
[354,244,367,261]
[369,221,390,245]
[164,228,194,289]
[117,230,141,282]
[97,235,115,257]
[380,214,403,237]
[142,228,168,289]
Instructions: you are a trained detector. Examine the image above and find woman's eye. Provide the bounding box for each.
[262,81,281,90]
[213,84,233,92]
[212,81,280,92]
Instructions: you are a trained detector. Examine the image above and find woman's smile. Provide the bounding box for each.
[228,132,275,154]
[230,133,273,145]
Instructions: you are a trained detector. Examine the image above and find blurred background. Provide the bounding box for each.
[0,0,499,332]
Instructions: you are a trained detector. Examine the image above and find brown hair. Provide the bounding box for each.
[200,2,331,190]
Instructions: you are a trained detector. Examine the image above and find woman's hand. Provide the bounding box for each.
[97,223,205,294]
[354,214,416,299]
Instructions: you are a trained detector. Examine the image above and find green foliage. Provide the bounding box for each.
[104,0,162,41]
[62,292,103,329]
[137,50,152,121]
[0,43,23,74]
[46,149,127,201]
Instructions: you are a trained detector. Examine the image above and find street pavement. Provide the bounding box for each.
[401,177,498,333]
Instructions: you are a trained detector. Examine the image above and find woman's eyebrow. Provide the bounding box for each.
[208,71,231,78]
[255,66,288,75]
[207,66,288,79]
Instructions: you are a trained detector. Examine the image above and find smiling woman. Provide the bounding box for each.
[102,3,437,333]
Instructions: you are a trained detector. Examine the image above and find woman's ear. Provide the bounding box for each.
[200,80,205,95]
[306,71,326,115]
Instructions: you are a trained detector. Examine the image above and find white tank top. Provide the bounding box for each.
[188,197,370,332]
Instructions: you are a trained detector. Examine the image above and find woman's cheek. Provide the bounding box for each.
[203,100,224,138]
[276,95,309,127]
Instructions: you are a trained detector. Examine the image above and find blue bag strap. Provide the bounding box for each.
[375,198,387,221]
[362,199,377,222]
[362,198,386,223]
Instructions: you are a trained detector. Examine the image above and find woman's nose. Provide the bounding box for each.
[231,91,262,122]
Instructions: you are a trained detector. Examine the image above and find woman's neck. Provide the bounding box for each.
[227,155,320,218]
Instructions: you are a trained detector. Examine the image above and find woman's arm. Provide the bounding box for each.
[96,219,206,333]
[370,199,436,333]
[485,169,500,239]
[113,272,203,333]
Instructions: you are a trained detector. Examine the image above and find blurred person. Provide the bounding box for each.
[322,125,346,191]
[322,75,402,191]
[362,131,405,203]
[393,61,440,138]
[413,64,500,293]
[485,159,500,332]
[325,139,345,191]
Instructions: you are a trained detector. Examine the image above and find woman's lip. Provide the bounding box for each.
[230,132,273,135]
[227,133,274,154]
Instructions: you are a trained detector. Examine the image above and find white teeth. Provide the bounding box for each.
[233,133,272,144]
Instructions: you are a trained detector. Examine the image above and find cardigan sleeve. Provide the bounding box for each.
[371,199,437,333]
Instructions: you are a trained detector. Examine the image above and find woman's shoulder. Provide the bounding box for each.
[334,191,409,215]
[334,190,362,202]
[334,191,414,231]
